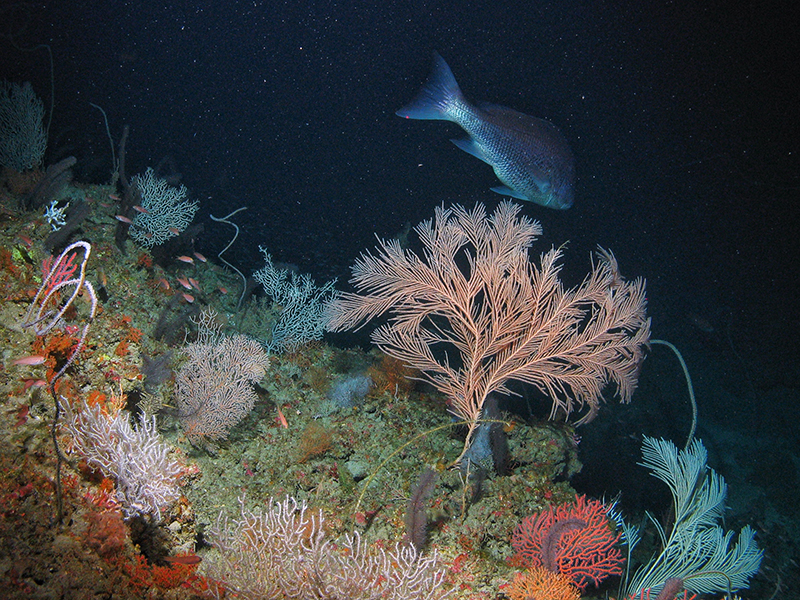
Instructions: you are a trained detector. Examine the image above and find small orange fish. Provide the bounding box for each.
[168,227,181,235]
[163,554,202,565]
[132,205,150,214]
[158,278,170,290]
[193,251,207,263]
[109,193,122,201]
[8,482,33,500]
[217,286,228,294]
[276,405,288,428]
[181,293,195,303]
[176,255,194,264]
[188,277,201,291]
[176,276,192,290]
[97,267,108,288]
[21,378,47,391]
[115,215,133,224]
[17,234,33,248]
[14,405,29,427]
[13,355,47,366]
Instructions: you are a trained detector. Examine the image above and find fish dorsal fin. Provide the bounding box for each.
[479,102,566,144]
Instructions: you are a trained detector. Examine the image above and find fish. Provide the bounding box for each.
[275,404,289,429]
[176,255,194,264]
[15,405,30,427]
[163,554,202,565]
[13,355,47,366]
[397,53,575,209]
[21,378,47,390]
[115,215,134,224]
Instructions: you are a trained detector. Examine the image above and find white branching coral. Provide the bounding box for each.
[129,167,199,247]
[203,496,452,600]
[61,398,184,520]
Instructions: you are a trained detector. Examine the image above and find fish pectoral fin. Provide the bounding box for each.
[451,138,491,164]
[490,185,529,201]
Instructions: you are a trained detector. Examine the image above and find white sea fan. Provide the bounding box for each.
[175,325,269,442]
[129,167,199,247]
[62,398,184,520]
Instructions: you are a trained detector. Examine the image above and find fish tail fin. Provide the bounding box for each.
[396,52,464,121]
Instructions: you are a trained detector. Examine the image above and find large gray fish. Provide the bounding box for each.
[397,53,575,209]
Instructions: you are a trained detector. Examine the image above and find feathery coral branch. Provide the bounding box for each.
[324,202,650,464]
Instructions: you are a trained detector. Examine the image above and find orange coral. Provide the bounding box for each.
[111,314,143,351]
[368,355,416,396]
[125,326,143,343]
[33,331,79,368]
[136,252,153,269]
[86,390,107,407]
[0,246,19,276]
[1,166,41,195]
[85,509,128,558]
[52,376,80,404]
[125,554,206,592]
[507,567,580,600]
[296,422,334,463]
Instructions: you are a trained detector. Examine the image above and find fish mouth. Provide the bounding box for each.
[545,192,573,210]
[549,182,575,209]
[556,195,574,209]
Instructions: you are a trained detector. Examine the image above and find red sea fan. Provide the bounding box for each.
[512,495,624,590]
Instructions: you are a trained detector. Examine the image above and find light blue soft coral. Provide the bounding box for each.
[616,437,763,598]
[253,247,338,352]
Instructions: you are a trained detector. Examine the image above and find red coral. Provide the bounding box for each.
[125,554,209,594]
[41,250,79,296]
[85,509,128,558]
[512,494,624,590]
[114,339,130,356]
